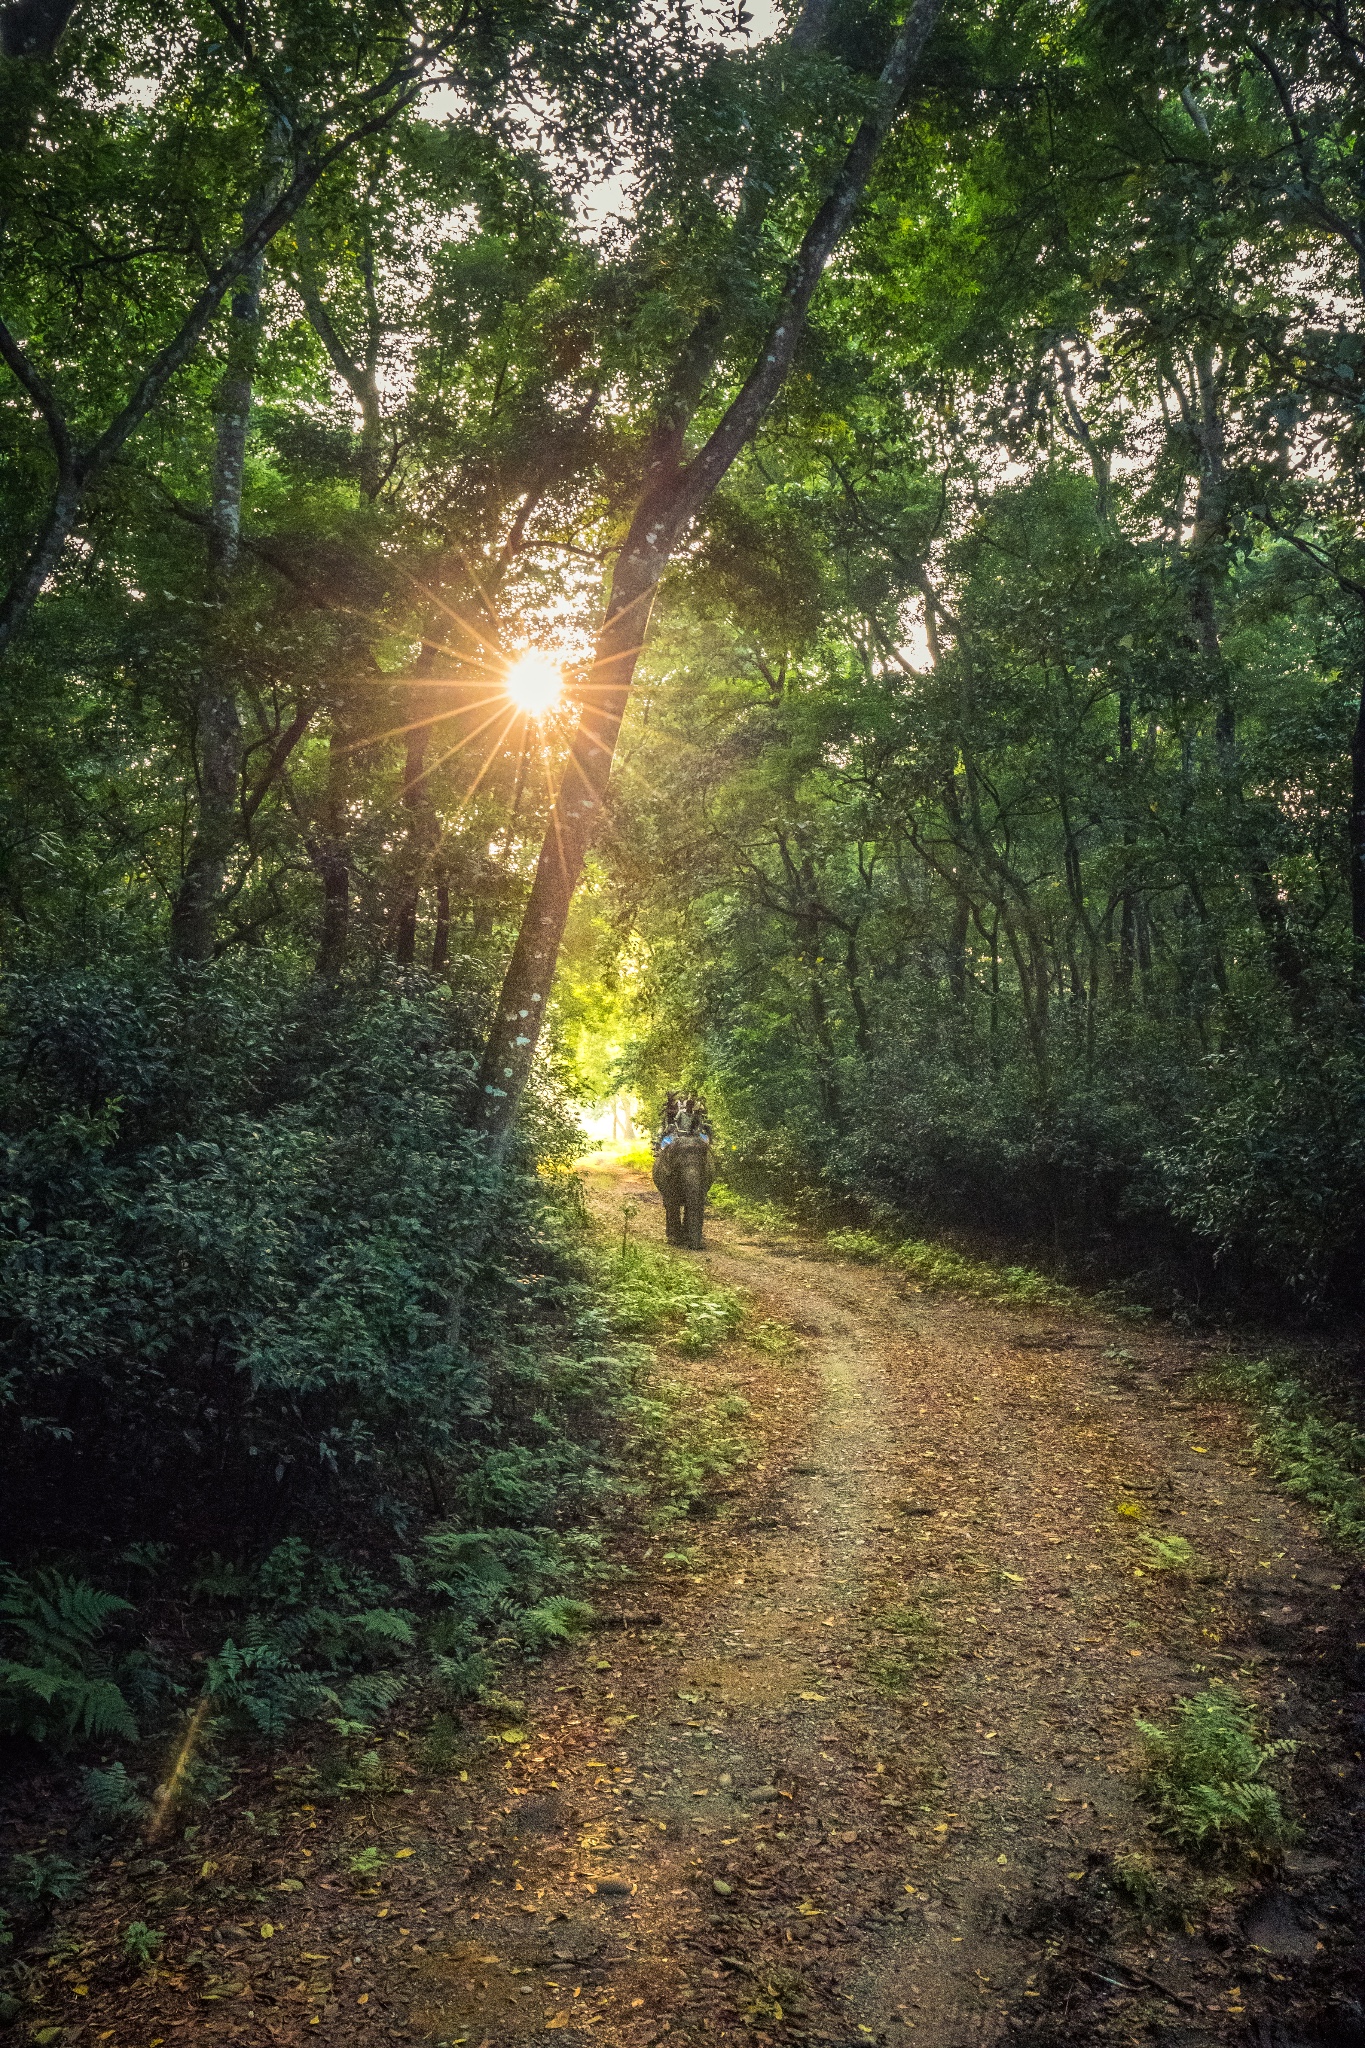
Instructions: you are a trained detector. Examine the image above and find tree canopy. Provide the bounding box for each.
[1,0,1362,1600]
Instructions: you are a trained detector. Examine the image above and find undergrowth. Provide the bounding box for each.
[1198,1354,1365,1549]
[625,1377,754,1528]
[609,1144,657,1175]
[595,1238,754,1526]
[822,1226,1074,1306]
[0,1573,143,1747]
[601,1237,744,1355]
[707,1184,797,1237]
[712,1183,1074,1306]
[1133,1531,1205,1575]
[1135,1683,1295,1852]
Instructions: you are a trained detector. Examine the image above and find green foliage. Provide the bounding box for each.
[1109,1851,1167,1917]
[749,1318,800,1358]
[1158,1019,1365,1304]
[1136,1686,1295,1852]
[893,1239,1071,1306]
[515,1596,596,1649]
[1,959,627,1748]
[708,1186,796,1237]
[420,1525,599,1690]
[608,424,1365,1313]
[1134,1532,1204,1575]
[824,1229,884,1262]
[818,1227,1074,1307]
[626,1376,754,1527]
[1200,1355,1365,1549]
[348,1846,385,1886]
[6,1853,85,1910]
[603,1240,744,1354]
[418,1713,466,1776]
[121,1922,164,1970]
[0,963,521,1524]
[84,1762,150,1829]
[196,1539,417,1739]
[0,1570,138,1748]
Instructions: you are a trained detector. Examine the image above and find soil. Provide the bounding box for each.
[10,1161,1364,2048]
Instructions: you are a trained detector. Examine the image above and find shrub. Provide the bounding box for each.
[625,1378,753,1525]
[603,1240,744,1353]
[84,1761,149,1828]
[0,960,573,1547]
[1135,1685,1294,1851]
[1158,1010,1365,1304]
[890,1239,1074,1306]
[1200,1354,1365,1550]
[824,1229,884,1263]
[194,1540,416,1739]
[0,1570,138,1746]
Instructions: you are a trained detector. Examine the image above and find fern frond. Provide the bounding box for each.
[351,1609,416,1647]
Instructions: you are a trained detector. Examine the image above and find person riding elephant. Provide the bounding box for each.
[652,1094,715,1248]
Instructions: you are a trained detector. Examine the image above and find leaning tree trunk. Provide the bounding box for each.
[476,557,655,1130]
[474,0,946,1152]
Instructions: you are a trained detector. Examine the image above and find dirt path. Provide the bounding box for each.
[27,1166,1363,2048]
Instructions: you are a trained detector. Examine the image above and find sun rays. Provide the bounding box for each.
[502,649,564,718]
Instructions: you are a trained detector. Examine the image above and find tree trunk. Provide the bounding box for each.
[392,706,431,965]
[808,966,842,1125]
[314,721,350,978]
[432,875,451,972]
[947,892,969,1001]
[1188,350,1234,751]
[1116,686,1136,1003]
[472,0,946,1152]
[844,931,872,1057]
[477,556,655,1132]
[169,246,264,963]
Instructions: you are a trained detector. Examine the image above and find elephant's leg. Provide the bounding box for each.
[663,1199,683,1246]
[685,1192,704,1250]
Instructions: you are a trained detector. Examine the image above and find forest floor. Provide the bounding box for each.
[15,1159,1364,2048]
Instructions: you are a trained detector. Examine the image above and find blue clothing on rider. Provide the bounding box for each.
[657,1092,711,1148]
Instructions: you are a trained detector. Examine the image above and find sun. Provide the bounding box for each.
[503,650,564,719]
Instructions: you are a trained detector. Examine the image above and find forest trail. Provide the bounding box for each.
[40,1165,1360,2048]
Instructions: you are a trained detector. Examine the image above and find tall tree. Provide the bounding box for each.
[476,0,950,1147]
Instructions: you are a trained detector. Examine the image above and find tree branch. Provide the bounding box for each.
[661,0,948,541]
[0,316,77,478]
[0,66,429,657]
[242,704,314,821]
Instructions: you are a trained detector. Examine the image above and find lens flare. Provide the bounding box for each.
[503,650,563,718]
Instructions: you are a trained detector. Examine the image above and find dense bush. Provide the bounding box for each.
[1158,1000,1365,1305]
[0,956,572,1546]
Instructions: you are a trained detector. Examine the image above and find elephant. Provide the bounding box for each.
[652,1136,715,1249]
